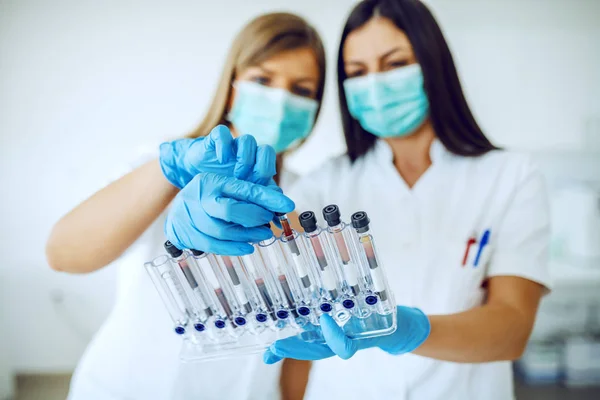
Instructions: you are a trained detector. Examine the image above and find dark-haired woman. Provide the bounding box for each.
[263,1,551,398]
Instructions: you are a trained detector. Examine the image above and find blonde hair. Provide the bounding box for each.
[187,12,326,139]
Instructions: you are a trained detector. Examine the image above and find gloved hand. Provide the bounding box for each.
[165,172,295,255]
[263,306,430,364]
[159,125,260,189]
[246,141,278,189]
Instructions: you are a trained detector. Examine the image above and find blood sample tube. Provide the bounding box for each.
[221,256,253,314]
[144,256,190,335]
[299,211,341,310]
[164,241,210,332]
[322,205,362,303]
[276,212,311,289]
[350,212,394,313]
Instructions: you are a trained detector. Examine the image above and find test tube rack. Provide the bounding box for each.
[145,205,397,362]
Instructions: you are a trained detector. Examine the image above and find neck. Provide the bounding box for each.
[384,119,436,188]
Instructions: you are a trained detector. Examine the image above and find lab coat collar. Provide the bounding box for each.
[373,138,447,165]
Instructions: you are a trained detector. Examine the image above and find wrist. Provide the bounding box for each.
[378,306,431,355]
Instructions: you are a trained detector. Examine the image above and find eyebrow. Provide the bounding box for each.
[345,46,408,66]
[252,65,316,83]
[293,77,318,84]
[256,65,274,75]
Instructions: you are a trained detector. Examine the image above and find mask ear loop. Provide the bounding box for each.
[224,80,240,124]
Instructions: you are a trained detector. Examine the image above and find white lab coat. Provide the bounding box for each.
[67,145,291,400]
[286,139,551,400]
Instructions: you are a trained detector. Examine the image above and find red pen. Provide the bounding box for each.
[462,236,477,267]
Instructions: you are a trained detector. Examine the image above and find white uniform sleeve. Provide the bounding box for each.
[486,159,552,290]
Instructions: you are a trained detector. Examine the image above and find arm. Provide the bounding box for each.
[280,359,311,400]
[265,277,545,364]
[413,276,544,362]
[47,125,265,273]
[415,162,549,362]
[46,160,177,273]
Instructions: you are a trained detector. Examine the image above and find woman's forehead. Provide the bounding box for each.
[344,17,412,60]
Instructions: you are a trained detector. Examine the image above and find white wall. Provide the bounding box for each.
[429,0,600,152]
[0,0,598,373]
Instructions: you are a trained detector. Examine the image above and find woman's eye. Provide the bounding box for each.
[387,60,408,69]
[346,70,365,79]
[252,76,270,85]
[293,86,314,98]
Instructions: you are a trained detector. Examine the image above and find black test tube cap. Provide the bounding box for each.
[351,211,371,233]
[164,240,183,258]
[275,212,286,217]
[299,211,318,233]
[322,204,341,227]
[190,249,204,257]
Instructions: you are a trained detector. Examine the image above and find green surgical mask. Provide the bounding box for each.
[228,81,318,153]
[343,64,429,138]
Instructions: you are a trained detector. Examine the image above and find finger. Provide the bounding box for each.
[263,179,286,229]
[265,179,283,193]
[207,239,255,256]
[248,145,276,185]
[233,135,258,180]
[263,350,284,365]
[298,323,325,343]
[269,337,335,361]
[164,217,254,255]
[205,125,234,163]
[320,314,357,360]
[203,196,274,228]
[198,218,272,243]
[271,216,282,229]
[219,178,295,213]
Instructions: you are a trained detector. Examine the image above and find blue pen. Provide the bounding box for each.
[473,230,490,267]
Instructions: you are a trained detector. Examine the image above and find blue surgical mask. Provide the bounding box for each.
[228,81,318,153]
[343,64,429,138]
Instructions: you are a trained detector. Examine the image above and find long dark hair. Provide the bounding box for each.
[338,0,497,162]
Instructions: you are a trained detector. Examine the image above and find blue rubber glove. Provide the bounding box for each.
[263,306,430,364]
[247,143,277,188]
[159,125,260,189]
[165,172,295,255]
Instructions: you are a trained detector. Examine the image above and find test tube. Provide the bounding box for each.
[144,256,190,335]
[212,255,251,328]
[322,205,362,303]
[299,211,340,311]
[186,251,239,332]
[164,242,214,333]
[164,242,212,328]
[279,229,319,319]
[240,253,275,323]
[188,249,224,319]
[351,212,394,312]
[248,226,295,322]
[221,256,253,314]
[257,234,299,319]
[276,212,311,289]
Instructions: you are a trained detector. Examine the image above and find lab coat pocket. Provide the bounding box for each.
[430,241,488,313]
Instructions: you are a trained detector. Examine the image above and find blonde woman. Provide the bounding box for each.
[47,13,325,400]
